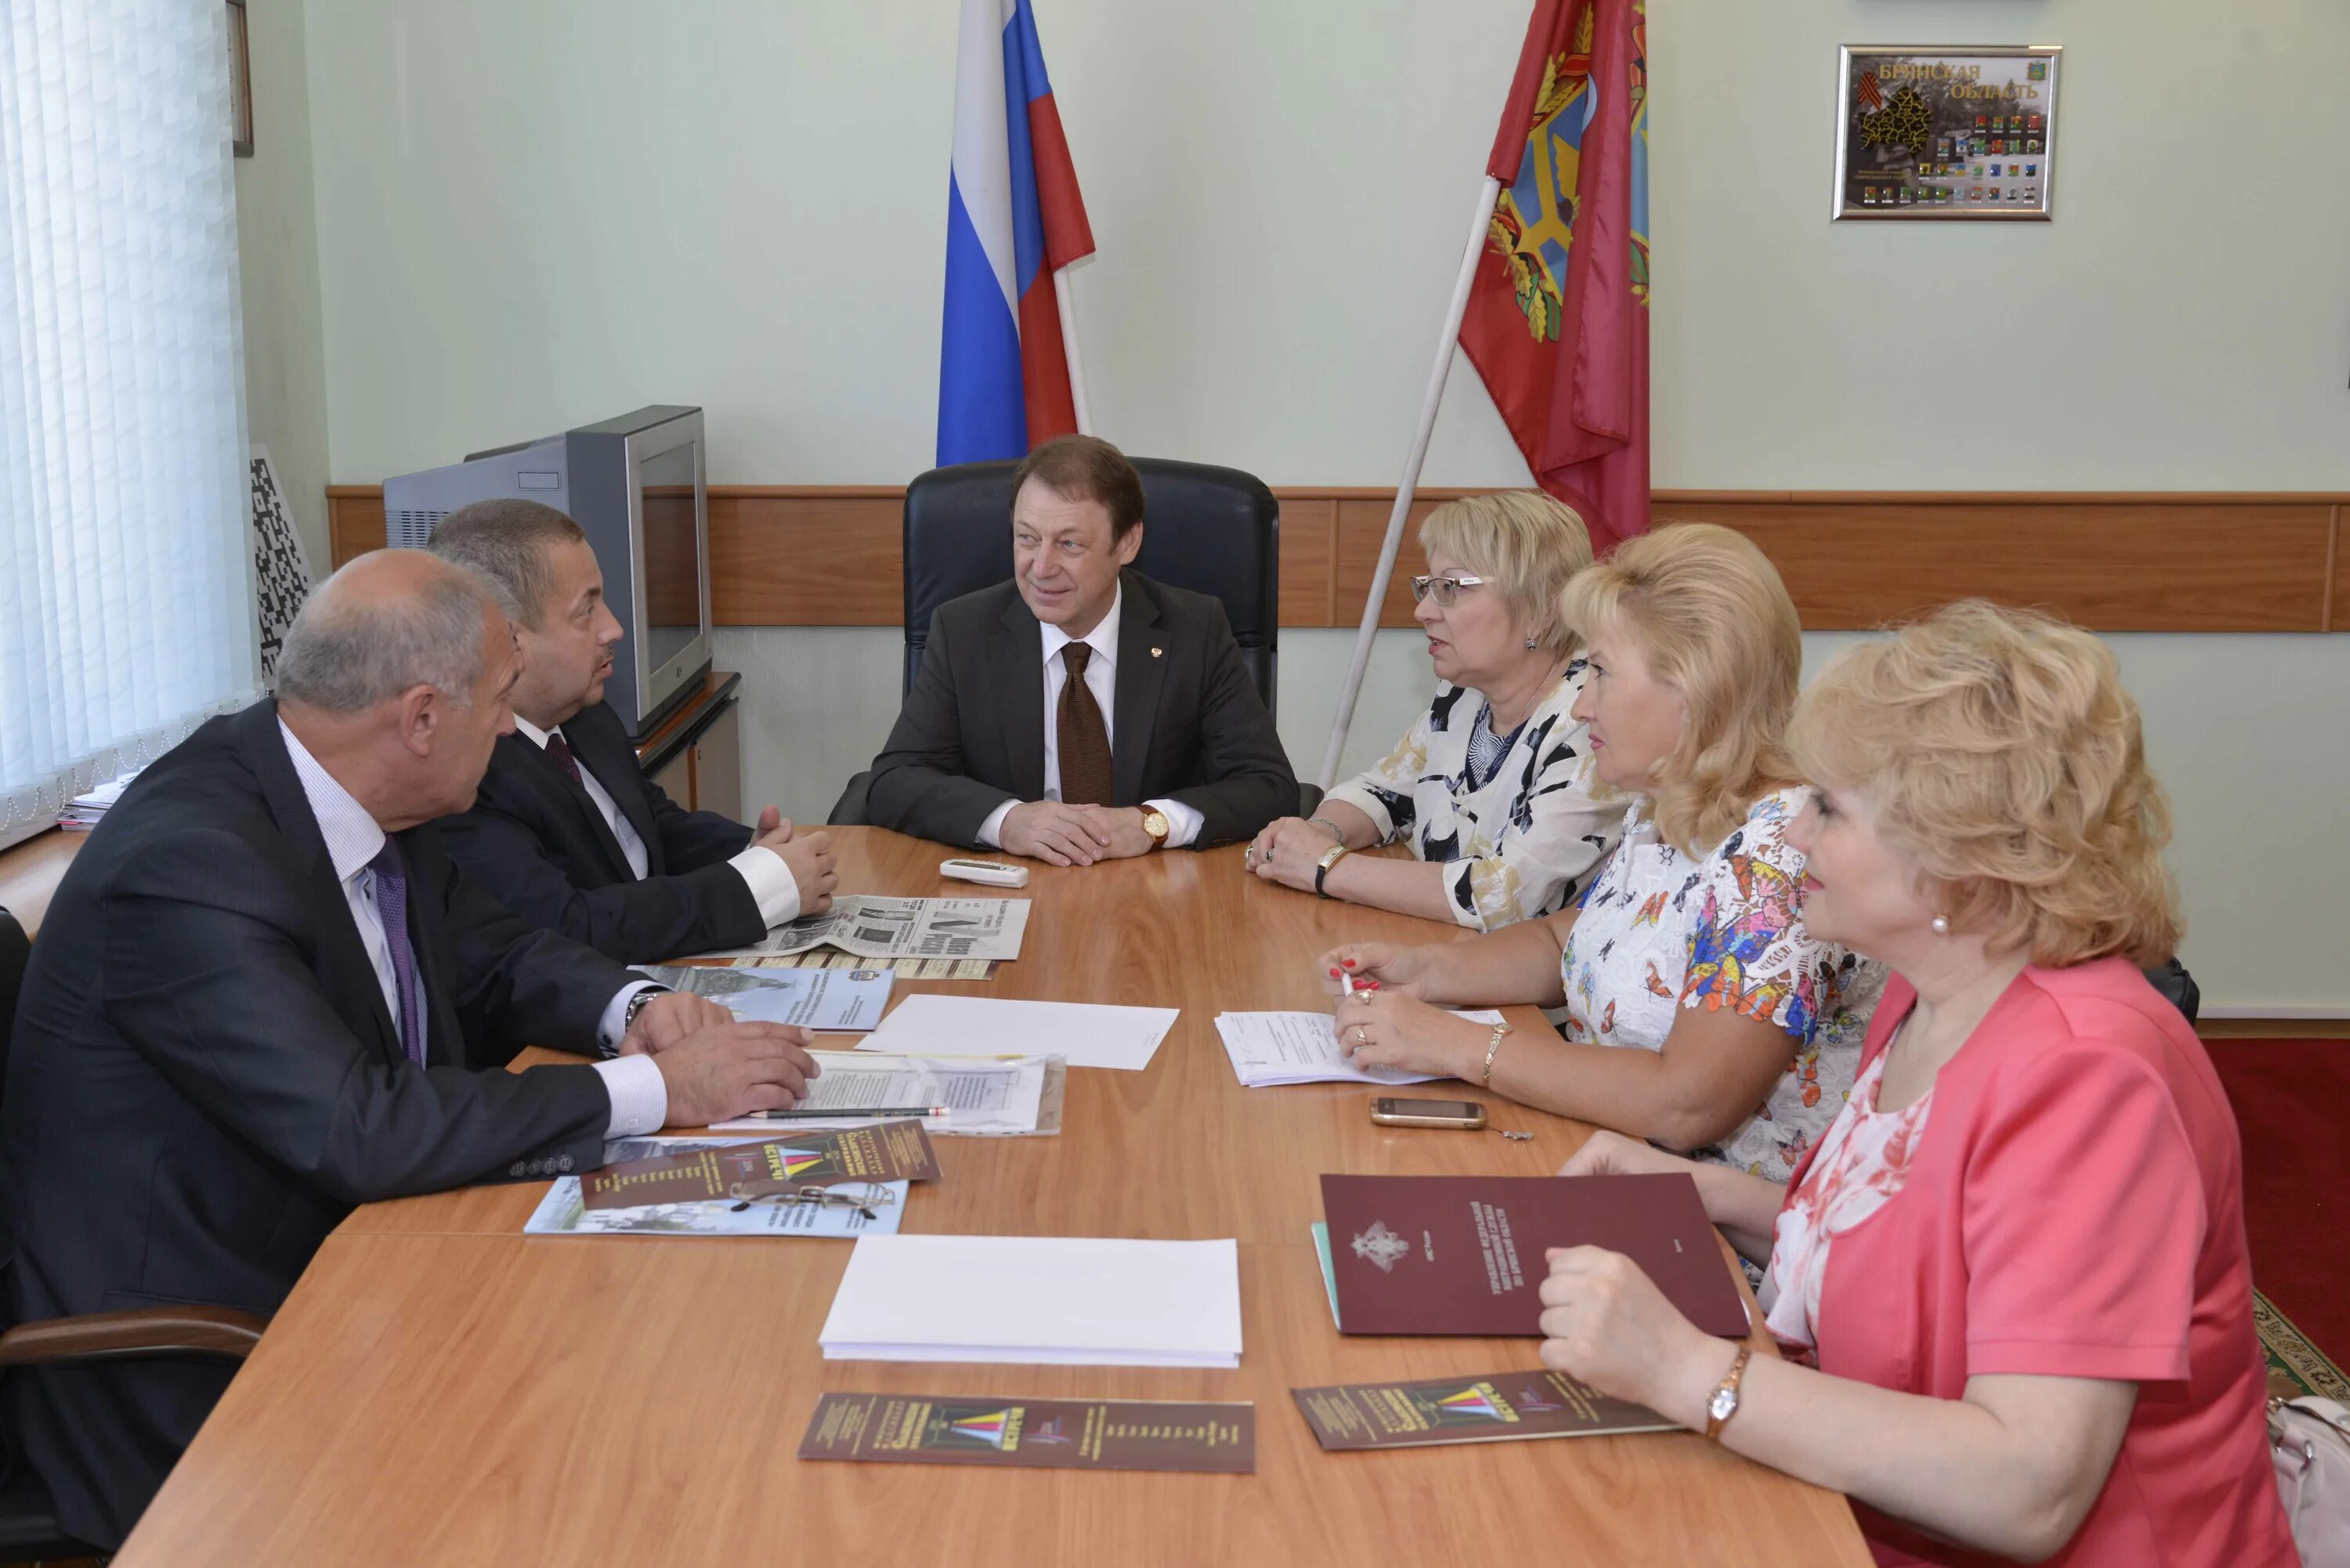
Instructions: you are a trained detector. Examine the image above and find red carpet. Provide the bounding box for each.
[2207,1039,2350,1362]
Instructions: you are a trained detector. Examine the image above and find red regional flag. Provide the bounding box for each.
[1458,0,1651,552]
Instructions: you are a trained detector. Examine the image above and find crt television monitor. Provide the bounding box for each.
[566,406,714,738]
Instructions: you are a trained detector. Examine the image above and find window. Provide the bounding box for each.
[0,0,258,848]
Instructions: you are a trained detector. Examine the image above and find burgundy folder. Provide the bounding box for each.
[1319,1173,1750,1339]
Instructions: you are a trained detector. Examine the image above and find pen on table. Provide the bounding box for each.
[750,1106,951,1121]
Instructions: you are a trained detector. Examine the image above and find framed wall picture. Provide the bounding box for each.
[228,0,253,157]
[1833,45,2060,220]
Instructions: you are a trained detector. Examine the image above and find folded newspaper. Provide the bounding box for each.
[702,896,1030,964]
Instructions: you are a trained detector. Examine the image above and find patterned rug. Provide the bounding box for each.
[2259,1290,2348,1400]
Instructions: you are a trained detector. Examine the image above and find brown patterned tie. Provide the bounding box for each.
[1056,643,1113,806]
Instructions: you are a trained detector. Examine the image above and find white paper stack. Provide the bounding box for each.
[1213,1009,1506,1087]
[57,771,137,832]
[818,1234,1244,1368]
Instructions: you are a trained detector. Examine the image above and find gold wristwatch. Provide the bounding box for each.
[1140,808,1171,850]
[1704,1345,1752,1440]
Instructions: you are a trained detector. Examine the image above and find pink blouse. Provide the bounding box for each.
[1775,958,2294,1568]
[1762,1046,1932,1355]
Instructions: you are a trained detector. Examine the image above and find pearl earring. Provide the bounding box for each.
[1930,915,1950,935]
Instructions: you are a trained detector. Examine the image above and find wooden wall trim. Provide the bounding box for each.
[324,484,2350,634]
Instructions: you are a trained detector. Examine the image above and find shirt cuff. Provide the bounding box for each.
[1146,798,1205,849]
[975,799,1017,850]
[598,980,659,1053]
[591,1053,670,1138]
[728,844,802,927]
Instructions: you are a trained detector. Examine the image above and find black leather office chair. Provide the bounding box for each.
[2142,956,2201,1024]
[0,905,267,1563]
[833,457,1312,825]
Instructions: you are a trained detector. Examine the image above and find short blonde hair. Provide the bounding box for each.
[1786,600,2180,967]
[1418,492,1594,659]
[1557,523,1802,854]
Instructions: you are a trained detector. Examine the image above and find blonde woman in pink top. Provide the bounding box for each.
[1538,602,2293,1567]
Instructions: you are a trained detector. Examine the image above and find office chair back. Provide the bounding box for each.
[2142,957,2201,1024]
[0,908,25,1115]
[900,457,1283,721]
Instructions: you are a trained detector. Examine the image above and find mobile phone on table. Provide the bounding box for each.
[1369,1097,1488,1130]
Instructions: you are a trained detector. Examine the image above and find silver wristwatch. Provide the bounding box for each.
[613,985,670,1052]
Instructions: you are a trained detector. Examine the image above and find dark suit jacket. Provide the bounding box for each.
[436,698,761,963]
[0,699,636,1548]
[865,570,1296,848]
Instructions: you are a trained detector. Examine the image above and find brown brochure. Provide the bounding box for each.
[797,1393,1255,1473]
[1292,1368,1673,1450]
[580,1122,940,1210]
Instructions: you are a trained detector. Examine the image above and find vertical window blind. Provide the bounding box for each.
[0,0,258,849]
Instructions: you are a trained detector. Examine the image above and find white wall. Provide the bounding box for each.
[290,0,2350,1012]
[233,0,330,571]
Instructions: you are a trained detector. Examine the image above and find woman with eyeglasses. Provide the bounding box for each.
[1246,492,1618,930]
[1320,524,1880,1182]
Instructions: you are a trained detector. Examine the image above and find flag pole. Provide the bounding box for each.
[1315,175,1503,791]
[1054,268,1095,435]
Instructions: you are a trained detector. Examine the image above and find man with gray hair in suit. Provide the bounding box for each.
[0,549,819,1549]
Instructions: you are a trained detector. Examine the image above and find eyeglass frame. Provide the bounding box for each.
[727,1181,900,1219]
[1408,573,1489,608]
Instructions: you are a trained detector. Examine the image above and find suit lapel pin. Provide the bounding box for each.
[1150,646,1162,659]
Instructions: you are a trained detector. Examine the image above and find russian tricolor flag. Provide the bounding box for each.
[938,0,1095,464]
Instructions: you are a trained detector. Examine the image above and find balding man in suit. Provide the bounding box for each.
[0,551,819,1548]
[428,498,837,962]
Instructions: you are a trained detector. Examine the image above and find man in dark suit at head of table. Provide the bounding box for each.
[428,498,838,962]
[0,550,821,1551]
[862,435,1296,864]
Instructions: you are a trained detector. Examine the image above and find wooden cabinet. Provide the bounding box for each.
[634,670,741,816]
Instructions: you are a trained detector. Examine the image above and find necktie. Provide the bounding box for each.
[366,839,427,1067]
[545,730,586,788]
[1057,643,1113,807]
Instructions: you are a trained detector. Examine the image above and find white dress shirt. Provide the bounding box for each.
[278,721,666,1136]
[512,714,800,927]
[974,583,1204,850]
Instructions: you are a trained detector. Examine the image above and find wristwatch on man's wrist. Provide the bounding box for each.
[620,985,671,1040]
[1139,808,1172,850]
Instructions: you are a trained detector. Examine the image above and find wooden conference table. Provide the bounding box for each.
[116,828,1869,1566]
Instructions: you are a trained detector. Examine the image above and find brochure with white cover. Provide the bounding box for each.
[634,964,894,1031]
[523,1139,907,1238]
[856,994,1177,1072]
[710,1051,1054,1136]
[819,1234,1243,1368]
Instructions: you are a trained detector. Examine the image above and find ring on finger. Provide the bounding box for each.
[1354,1025,1369,1046]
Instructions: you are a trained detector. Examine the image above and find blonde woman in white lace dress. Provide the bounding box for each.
[1247,493,1618,931]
